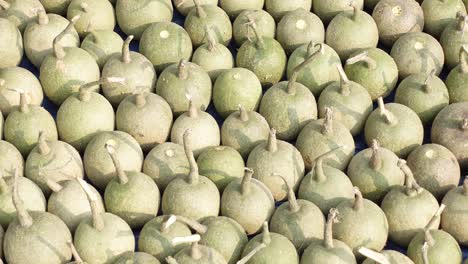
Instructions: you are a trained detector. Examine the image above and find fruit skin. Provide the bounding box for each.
[236,32,287,87]
[347,142,404,203]
[301,239,356,264]
[74,212,135,264]
[4,211,72,264]
[325,7,379,60]
[233,9,276,47]
[4,104,58,157]
[140,22,193,73]
[156,61,212,116]
[440,15,468,69]
[0,67,43,115]
[220,0,264,19]
[362,250,414,264]
[143,142,189,191]
[390,32,444,79]
[221,109,270,159]
[116,93,173,152]
[445,52,468,103]
[113,252,161,264]
[0,140,23,179]
[23,13,80,68]
[173,0,218,16]
[191,35,234,81]
[372,0,424,47]
[0,18,22,69]
[276,9,325,54]
[431,102,468,169]
[265,0,312,21]
[56,90,114,153]
[67,0,115,38]
[47,179,104,232]
[213,68,262,119]
[116,0,173,40]
[395,72,450,124]
[287,42,341,97]
[39,0,71,14]
[0,0,45,32]
[25,137,84,196]
[344,48,398,101]
[80,30,124,69]
[441,178,468,246]
[313,0,364,25]
[421,0,466,38]
[84,131,143,190]
[138,216,192,262]
[407,144,460,199]
[364,102,424,158]
[174,242,227,264]
[184,4,232,47]
[407,229,462,264]
[40,47,100,106]
[197,146,245,191]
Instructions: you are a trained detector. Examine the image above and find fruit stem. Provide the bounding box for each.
[166,256,179,264]
[105,141,129,185]
[346,50,377,70]
[246,14,265,49]
[424,204,446,231]
[377,97,397,125]
[46,179,63,193]
[238,105,249,122]
[0,172,9,194]
[288,43,324,94]
[398,159,423,196]
[37,10,49,25]
[68,241,84,263]
[321,107,333,135]
[79,77,125,102]
[77,178,105,231]
[352,5,359,20]
[422,242,430,264]
[122,35,134,64]
[135,92,146,108]
[38,131,51,155]
[353,187,364,211]
[324,208,339,249]
[457,12,467,31]
[12,168,33,228]
[312,146,342,182]
[19,91,30,113]
[204,26,217,52]
[267,128,277,153]
[187,96,199,118]
[276,174,299,213]
[463,176,468,195]
[262,221,271,245]
[160,215,177,233]
[358,248,390,264]
[183,129,199,185]
[53,15,80,60]
[0,0,10,9]
[193,0,207,18]
[171,235,202,258]
[423,69,436,94]
[336,64,351,96]
[370,139,382,170]
[461,118,468,130]
[241,168,254,195]
[424,230,435,247]
[459,45,468,73]
[173,215,208,235]
[237,243,267,264]
[80,2,90,12]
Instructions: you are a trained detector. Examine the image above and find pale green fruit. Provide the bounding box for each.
[265,0,312,21]
[67,0,115,38]
[220,0,264,19]
[39,0,71,14]
[173,0,218,16]
[81,30,124,69]
[233,9,276,47]
[0,18,23,68]
[421,0,466,38]
[313,0,364,25]
[0,140,23,179]
[0,0,44,32]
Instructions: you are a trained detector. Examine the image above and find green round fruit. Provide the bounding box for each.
[67,0,115,38]
[113,252,161,264]
[0,0,44,32]
[445,47,468,103]
[0,140,23,179]
[0,18,23,68]
[313,0,364,25]
[421,0,466,38]
[440,14,468,69]
[233,9,276,47]
[80,30,124,69]
[220,0,264,19]
[39,0,71,14]
[173,0,218,16]
[441,177,468,246]
[407,229,462,264]
[265,0,312,21]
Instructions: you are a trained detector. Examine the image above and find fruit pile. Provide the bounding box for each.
[0,0,467,263]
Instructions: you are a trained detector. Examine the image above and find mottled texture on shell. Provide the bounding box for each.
[174,244,227,264]
[440,18,468,69]
[84,131,143,190]
[296,118,355,170]
[184,5,232,47]
[241,231,299,263]
[345,48,399,101]
[325,9,379,60]
[372,0,424,46]
[220,0,264,19]
[143,142,189,191]
[395,73,449,124]
[116,93,172,152]
[362,250,414,264]
[40,0,71,14]
[25,139,84,196]
[40,47,100,105]
[233,9,276,47]
[24,13,80,68]
[113,252,161,264]
[139,22,193,72]
[407,230,462,264]
[66,0,115,38]
[4,105,57,157]
[56,91,114,152]
[0,0,44,32]
[0,67,43,115]
[407,144,460,199]
[445,64,468,103]
[156,61,211,116]
[81,30,124,69]
[0,140,23,179]
[390,32,444,79]
[421,0,466,38]
[276,9,325,54]
[197,146,245,191]
[441,184,468,246]
[301,238,357,264]
[265,0,312,21]
[364,103,424,158]
[116,0,173,39]
[0,18,22,68]
[213,68,261,118]
[192,41,234,81]
[313,0,364,25]
[287,43,341,96]
[4,212,72,264]
[173,0,218,16]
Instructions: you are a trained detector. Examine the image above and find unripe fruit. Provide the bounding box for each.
[80,30,124,69]
[0,18,23,68]
[421,0,466,38]
[233,9,275,47]
[0,0,44,32]
[67,0,115,38]
[0,140,23,180]
[445,46,468,103]
[173,0,218,17]
[220,0,264,19]
[265,0,312,21]
[39,0,71,15]
[441,177,468,246]
[440,14,468,69]
[313,0,364,25]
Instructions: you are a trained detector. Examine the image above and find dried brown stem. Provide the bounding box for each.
[241,168,254,195]
[267,128,277,153]
[324,208,339,248]
[77,178,105,231]
[122,35,134,64]
[238,105,249,122]
[105,141,129,185]
[288,43,324,94]
[377,97,397,125]
[53,15,80,59]
[346,50,377,70]
[183,129,199,185]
